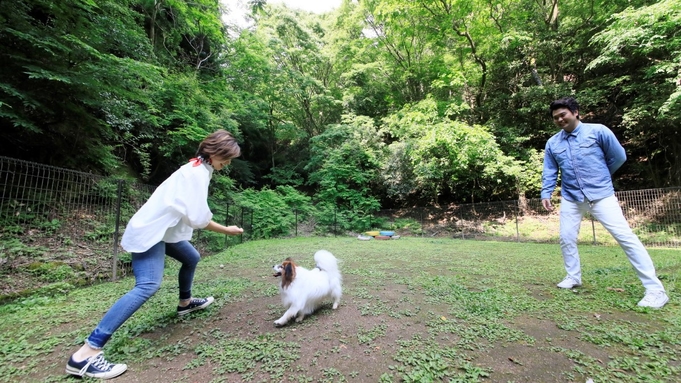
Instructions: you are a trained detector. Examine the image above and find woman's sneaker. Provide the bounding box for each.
[66,352,127,379]
[177,296,214,316]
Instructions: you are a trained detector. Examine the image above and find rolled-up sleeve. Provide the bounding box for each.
[171,165,213,229]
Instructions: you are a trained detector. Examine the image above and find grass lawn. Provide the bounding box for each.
[0,237,679,382]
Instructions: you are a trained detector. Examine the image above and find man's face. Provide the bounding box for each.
[552,107,579,133]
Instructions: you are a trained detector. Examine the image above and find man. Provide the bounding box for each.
[541,97,668,309]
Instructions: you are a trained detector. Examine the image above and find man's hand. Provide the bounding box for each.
[541,198,554,212]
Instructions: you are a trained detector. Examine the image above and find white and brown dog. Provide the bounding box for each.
[272,250,342,326]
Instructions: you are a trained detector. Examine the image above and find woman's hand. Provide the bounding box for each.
[205,221,244,235]
[223,225,244,235]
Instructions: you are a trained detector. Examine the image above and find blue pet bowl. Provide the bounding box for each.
[379,231,395,236]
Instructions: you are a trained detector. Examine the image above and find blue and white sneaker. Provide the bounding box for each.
[177,296,214,316]
[66,352,127,379]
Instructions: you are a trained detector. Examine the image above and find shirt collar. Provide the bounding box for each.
[561,121,583,139]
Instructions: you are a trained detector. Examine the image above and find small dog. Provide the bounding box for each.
[272,250,342,326]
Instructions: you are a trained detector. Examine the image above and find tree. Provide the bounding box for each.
[586,0,681,187]
[381,97,531,204]
[0,0,163,173]
[306,115,384,229]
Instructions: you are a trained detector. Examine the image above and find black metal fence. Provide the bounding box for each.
[2,156,680,301]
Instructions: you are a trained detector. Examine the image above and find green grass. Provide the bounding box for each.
[0,237,679,382]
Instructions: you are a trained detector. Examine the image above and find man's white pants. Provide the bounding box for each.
[559,195,665,292]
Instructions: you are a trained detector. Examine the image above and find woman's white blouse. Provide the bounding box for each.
[121,161,214,253]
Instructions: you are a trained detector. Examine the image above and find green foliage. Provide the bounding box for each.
[306,116,383,230]
[0,240,47,261]
[382,98,526,203]
[231,187,315,239]
[37,219,61,234]
[586,0,681,187]
[25,262,75,283]
[2,0,681,212]
[0,0,165,173]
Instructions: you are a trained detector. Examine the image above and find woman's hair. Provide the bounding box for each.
[549,97,580,119]
[196,129,241,160]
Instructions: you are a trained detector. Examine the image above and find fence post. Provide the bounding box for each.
[334,205,337,237]
[295,209,298,237]
[224,200,230,248]
[240,207,245,243]
[111,179,124,282]
[515,200,520,242]
[591,216,596,245]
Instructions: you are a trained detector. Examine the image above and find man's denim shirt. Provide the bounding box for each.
[541,122,626,203]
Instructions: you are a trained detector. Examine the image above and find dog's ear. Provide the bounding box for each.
[281,258,296,288]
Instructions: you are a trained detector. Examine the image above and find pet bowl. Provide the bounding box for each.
[374,235,391,240]
[391,235,401,239]
[365,231,380,236]
[357,234,373,241]
[379,231,395,236]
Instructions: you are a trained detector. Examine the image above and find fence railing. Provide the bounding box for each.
[2,155,680,302]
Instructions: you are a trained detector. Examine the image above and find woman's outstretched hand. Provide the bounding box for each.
[205,221,244,235]
[223,225,244,235]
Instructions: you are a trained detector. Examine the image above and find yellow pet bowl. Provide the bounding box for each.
[365,231,380,236]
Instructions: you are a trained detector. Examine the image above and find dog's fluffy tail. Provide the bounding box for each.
[314,250,341,279]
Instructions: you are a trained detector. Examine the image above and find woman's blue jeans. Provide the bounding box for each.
[86,241,200,349]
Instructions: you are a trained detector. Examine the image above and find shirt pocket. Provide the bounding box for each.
[550,145,569,167]
[579,136,605,165]
[579,136,599,150]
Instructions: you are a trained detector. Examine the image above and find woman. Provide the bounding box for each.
[66,130,244,379]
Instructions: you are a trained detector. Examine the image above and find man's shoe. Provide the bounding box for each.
[637,290,669,309]
[66,352,127,379]
[557,276,581,289]
[177,296,214,316]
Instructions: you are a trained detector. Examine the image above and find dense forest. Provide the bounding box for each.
[1,0,680,213]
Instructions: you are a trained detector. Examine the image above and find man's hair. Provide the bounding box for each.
[196,129,241,160]
[549,97,580,118]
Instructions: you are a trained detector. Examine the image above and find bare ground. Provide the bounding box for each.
[62,275,637,383]
[13,238,677,383]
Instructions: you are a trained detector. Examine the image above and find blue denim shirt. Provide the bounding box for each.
[541,122,626,202]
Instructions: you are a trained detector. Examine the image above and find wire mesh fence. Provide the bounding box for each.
[2,155,680,302]
[371,192,681,248]
[0,157,155,298]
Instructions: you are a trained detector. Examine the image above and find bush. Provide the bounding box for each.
[232,188,316,239]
